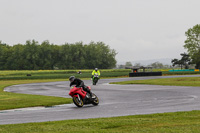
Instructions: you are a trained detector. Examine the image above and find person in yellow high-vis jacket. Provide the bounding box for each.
[91,68,100,85]
[91,68,100,79]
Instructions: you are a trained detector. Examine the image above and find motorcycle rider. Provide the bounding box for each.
[69,76,93,97]
[91,68,100,79]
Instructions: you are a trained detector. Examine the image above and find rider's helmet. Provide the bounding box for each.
[69,76,75,82]
[95,68,98,71]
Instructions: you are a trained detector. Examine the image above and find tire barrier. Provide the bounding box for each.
[129,72,162,77]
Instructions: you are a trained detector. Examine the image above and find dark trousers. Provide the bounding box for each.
[83,85,92,95]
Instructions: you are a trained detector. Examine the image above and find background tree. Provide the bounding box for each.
[184,24,200,69]
[6,44,25,70]
[84,42,117,69]
[134,63,142,67]
[125,62,132,67]
[180,53,191,69]
[171,53,191,69]
[0,40,117,70]
[0,41,11,70]
[171,59,183,69]
[150,62,163,69]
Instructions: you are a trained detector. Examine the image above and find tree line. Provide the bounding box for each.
[0,40,117,70]
[172,24,200,69]
[118,61,171,69]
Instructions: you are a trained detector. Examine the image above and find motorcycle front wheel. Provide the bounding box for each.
[73,96,83,107]
[93,78,98,85]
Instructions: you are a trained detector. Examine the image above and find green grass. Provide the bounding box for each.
[111,77,200,87]
[0,111,200,132]
[1,69,200,80]
[163,71,200,75]
[0,79,72,110]
[0,69,130,80]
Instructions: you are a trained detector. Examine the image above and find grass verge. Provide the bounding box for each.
[110,77,200,87]
[0,110,200,132]
[0,69,130,80]
[0,79,72,110]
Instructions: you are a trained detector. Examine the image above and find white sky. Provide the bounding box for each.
[0,0,199,64]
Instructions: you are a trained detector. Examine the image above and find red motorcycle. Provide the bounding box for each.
[69,86,99,107]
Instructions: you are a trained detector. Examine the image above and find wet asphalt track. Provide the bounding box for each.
[1,75,200,125]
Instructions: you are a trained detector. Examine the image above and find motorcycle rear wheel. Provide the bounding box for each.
[91,93,99,106]
[73,96,83,107]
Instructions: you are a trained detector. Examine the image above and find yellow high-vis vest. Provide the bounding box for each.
[92,70,100,76]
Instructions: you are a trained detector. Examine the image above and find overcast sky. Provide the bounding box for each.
[0,0,200,64]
